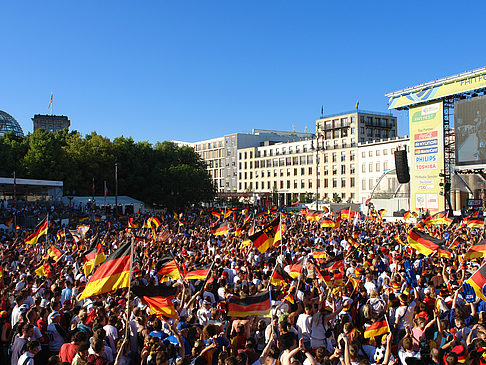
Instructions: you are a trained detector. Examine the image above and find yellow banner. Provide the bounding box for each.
[389,69,486,109]
[409,101,444,213]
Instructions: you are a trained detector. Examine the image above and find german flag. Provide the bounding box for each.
[403,211,411,221]
[321,219,334,228]
[185,265,211,280]
[378,209,387,219]
[234,227,242,237]
[79,216,89,223]
[25,219,48,245]
[437,247,453,259]
[340,209,356,220]
[467,263,486,301]
[333,270,344,286]
[348,237,359,248]
[94,216,102,222]
[35,263,52,278]
[321,254,344,271]
[249,217,279,253]
[472,211,480,219]
[464,240,486,260]
[333,216,342,229]
[273,220,285,247]
[312,251,327,259]
[128,218,139,229]
[227,291,271,317]
[156,256,181,280]
[48,245,63,262]
[5,218,13,228]
[394,234,406,246]
[243,215,251,226]
[449,236,466,250]
[348,276,360,290]
[270,264,293,286]
[305,212,322,221]
[467,217,485,229]
[427,212,453,226]
[132,284,178,318]
[56,229,66,241]
[151,217,162,229]
[363,320,389,339]
[224,211,233,219]
[211,211,221,220]
[83,243,107,277]
[289,258,304,278]
[212,223,229,236]
[79,241,131,299]
[407,229,443,256]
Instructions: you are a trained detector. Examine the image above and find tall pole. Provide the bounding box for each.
[115,163,118,215]
[316,132,319,212]
[13,171,17,234]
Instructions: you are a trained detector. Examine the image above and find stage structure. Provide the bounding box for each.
[386,66,486,213]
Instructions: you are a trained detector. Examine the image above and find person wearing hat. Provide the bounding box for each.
[394,287,419,340]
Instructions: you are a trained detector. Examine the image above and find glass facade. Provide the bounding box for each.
[0,111,24,137]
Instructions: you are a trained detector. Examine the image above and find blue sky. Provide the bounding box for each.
[1,1,485,143]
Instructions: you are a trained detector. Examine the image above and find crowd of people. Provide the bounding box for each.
[0,202,485,365]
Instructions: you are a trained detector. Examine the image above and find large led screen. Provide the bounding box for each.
[455,94,486,167]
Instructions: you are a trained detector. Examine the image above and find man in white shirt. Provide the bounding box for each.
[296,304,313,348]
[17,340,39,365]
[197,300,212,325]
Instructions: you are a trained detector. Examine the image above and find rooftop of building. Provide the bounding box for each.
[317,109,395,120]
[357,136,409,147]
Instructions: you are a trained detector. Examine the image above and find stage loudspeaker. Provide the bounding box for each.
[394,149,410,184]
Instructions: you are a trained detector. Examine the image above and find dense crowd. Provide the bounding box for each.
[0,203,485,365]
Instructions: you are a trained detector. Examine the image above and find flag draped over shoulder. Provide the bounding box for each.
[249,217,279,253]
[25,220,48,245]
[407,229,443,256]
[80,242,131,300]
[363,320,389,338]
[227,291,271,317]
[132,284,178,318]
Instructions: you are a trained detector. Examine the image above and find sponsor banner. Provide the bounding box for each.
[389,68,486,109]
[410,101,444,213]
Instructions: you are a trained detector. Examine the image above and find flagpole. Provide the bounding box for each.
[279,213,283,256]
[124,236,135,340]
[13,170,17,236]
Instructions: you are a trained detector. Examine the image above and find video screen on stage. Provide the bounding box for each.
[455,94,486,167]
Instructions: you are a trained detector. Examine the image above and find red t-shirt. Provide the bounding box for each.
[59,343,78,363]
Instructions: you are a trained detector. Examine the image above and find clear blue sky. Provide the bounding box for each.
[1,1,485,143]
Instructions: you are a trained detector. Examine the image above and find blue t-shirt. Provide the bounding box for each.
[149,330,168,340]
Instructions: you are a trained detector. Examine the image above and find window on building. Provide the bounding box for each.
[332,153,337,162]
[239,162,242,169]
[294,180,297,188]
[350,177,355,187]
[362,164,366,173]
[287,180,290,189]
[308,179,312,188]
[280,181,283,189]
[267,181,271,189]
[384,161,388,170]
[342,139,347,148]
[239,172,242,179]
[324,166,328,175]
[350,151,355,161]
[244,172,247,179]
[341,165,346,174]
[376,162,380,171]
[308,167,312,175]
[307,155,313,164]
[341,151,346,162]
[332,165,337,175]
[350,128,355,134]
[249,172,253,179]
[324,178,328,188]
[362,151,366,158]
[300,156,306,164]
[333,140,339,149]
[274,170,277,177]
[303,145,308,152]
[350,164,355,174]
[280,169,284,177]
[369,163,373,172]
[239,183,242,190]
[287,168,291,176]
[369,179,374,190]
[341,178,346,188]
[368,151,373,157]
[255,182,259,189]
[294,168,297,175]
[362,179,366,190]
[332,178,337,188]
[324,154,329,163]
[301,179,305,189]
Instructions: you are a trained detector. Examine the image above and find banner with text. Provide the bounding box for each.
[410,101,444,213]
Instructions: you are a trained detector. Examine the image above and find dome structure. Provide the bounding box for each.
[0,110,24,137]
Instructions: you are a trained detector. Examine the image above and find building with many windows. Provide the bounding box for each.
[187,129,313,192]
[313,110,398,203]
